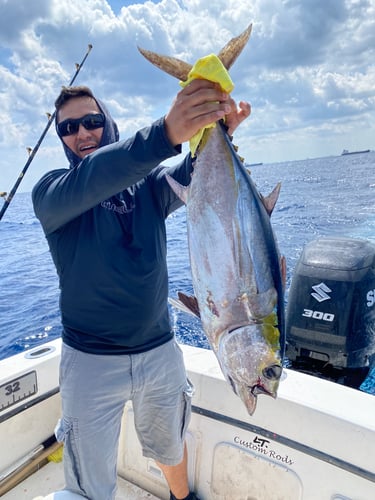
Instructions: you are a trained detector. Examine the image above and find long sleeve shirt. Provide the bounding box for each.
[32,118,193,354]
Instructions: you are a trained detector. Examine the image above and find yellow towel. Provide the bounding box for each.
[180,54,234,155]
[47,444,64,463]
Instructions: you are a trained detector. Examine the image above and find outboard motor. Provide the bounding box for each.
[286,237,375,387]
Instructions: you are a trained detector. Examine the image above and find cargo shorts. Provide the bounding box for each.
[55,339,194,500]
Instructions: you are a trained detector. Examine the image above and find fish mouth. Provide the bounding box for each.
[251,365,282,399]
[227,362,282,398]
[228,376,274,399]
[228,377,263,416]
[251,371,282,399]
[251,383,275,398]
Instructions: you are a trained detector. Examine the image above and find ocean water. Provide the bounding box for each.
[1,151,375,392]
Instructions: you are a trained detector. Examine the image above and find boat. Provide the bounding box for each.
[1,338,375,500]
[341,149,370,156]
[1,236,375,499]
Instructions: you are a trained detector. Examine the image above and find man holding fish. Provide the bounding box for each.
[32,64,250,500]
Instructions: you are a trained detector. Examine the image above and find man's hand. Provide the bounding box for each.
[225,99,251,137]
[165,79,250,147]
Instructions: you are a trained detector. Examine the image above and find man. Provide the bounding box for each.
[32,80,250,500]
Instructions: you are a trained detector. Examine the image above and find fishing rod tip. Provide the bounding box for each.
[88,44,93,50]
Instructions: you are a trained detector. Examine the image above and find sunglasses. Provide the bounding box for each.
[57,113,105,137]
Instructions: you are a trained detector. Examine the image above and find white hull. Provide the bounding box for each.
[1,339,375,499]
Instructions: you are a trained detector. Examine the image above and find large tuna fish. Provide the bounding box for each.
[139,25,285,415]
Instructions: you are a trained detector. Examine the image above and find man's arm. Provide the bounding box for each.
[32,118,179,234]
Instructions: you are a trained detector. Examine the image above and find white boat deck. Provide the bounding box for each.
[2,461,160,500]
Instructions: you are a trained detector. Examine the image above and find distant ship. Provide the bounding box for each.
[341,149,370,156]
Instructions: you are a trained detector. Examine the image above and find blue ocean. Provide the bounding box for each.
[1,151,375,393]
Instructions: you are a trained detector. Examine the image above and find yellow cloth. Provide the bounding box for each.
[47,445,64,463]
[180,54,234,155]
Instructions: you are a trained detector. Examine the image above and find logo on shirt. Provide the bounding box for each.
[101,198,135,215]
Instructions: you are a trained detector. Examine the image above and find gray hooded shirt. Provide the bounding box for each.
[32,99,192,354]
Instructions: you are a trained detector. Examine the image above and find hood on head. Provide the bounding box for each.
[56,97,119,169]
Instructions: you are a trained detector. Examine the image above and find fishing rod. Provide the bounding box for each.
[0,44,93,222]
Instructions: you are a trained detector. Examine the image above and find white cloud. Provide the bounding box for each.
[0,0,374,193]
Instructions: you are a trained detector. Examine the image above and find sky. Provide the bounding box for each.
[0,0,374,194]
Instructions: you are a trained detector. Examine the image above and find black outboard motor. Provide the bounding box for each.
[286,237,375,386]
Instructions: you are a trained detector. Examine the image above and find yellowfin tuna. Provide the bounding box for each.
[139,24,286,415]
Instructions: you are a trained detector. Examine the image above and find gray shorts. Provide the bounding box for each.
[56,339,193,500]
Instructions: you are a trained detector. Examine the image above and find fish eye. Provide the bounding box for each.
[263,364,282,380]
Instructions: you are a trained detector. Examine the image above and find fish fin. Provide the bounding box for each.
[217,23,253,70]
[168,296,195,316]
[168,293,201,318]
[138,23,252,79]
[260,182,281,216]
[243,288,278,320]
[137,47,192,81]
[166,174,189,204]
[178,292,201,318]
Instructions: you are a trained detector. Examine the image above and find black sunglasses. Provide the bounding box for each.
[57,113,105,137]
